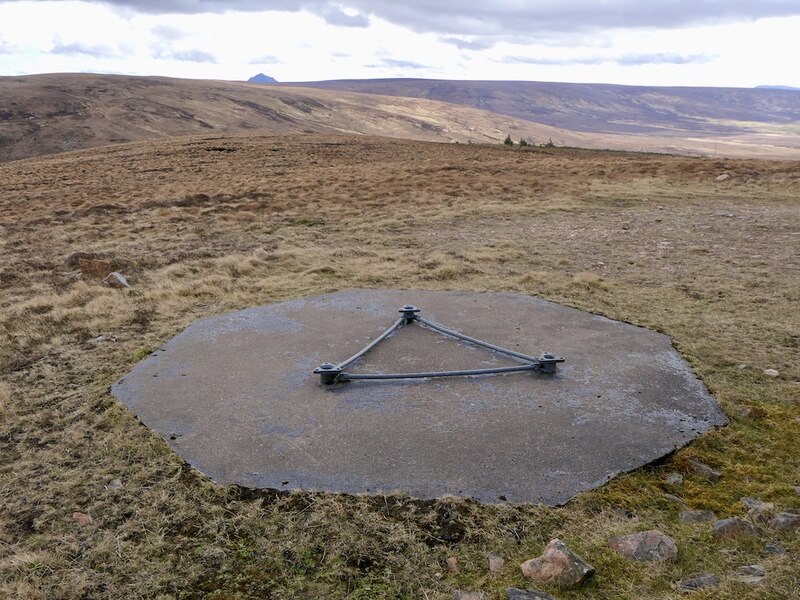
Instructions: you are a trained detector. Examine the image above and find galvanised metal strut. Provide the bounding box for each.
[313,304,564,385]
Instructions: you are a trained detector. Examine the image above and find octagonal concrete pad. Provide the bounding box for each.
[112,289,726,504]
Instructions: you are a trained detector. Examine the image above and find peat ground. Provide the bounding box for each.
[0,134,798,598]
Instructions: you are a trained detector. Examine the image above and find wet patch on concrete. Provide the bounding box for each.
[112,289,727,504]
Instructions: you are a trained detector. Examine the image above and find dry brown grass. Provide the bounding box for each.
[0,134,798,598]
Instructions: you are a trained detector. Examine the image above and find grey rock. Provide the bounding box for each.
[769,512,800,531]
[488,552,505,574]
[765,543,786,554]
[103,272,131,289]
[105,478,123,490]
[740,497,767,510]
[506,589,556,600]
[453,591,485,600]
[678,574,720,591]
[665,472,683,485]
[713,517,760,538]
[678,510,716,523]
[687,458,721,481]
[609,530,678,562]
[737,564,765,576]
[763,368,780,378]
[715,173,731,182]
[520,539,594,588]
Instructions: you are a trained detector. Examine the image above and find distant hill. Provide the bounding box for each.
[0,73,607,162]
[248,73,277,84]
[756,85,800,91]
[291,78,800,137]
[1,73,798,163]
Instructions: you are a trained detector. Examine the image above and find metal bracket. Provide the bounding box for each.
[313,305,564,385]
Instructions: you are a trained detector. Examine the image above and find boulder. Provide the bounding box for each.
[763,368,780,378]
[687,458,721,481]
[453,591,485,600]
[769,512,800,531]
[715,173,731,182]
[736,564,765,584]
[520,539,594,588]
[103,272,131,289]
[678,574,720,591]
[665,473,683,485]
[713,517,760,538]
[488,552,505,574]
[608,530,678,562]
[77,258,112,278]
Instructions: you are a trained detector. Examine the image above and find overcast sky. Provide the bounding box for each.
[1,1,799,87]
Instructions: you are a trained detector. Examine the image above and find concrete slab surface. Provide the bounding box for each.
[112,289,727,504]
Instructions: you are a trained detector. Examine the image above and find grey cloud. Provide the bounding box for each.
[151,25,186,40]
[248,54,282,65]
[12,1,800,37]
[367,58,429,70]
[154,47,218,62]
[321,7,369,28]
[501,53,714,66]
[616,53,714,66]
[50,40,118,58]
[440,36,496,51]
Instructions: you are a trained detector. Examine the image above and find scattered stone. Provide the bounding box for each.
[488,552,505,574]
[663,493,685,505]
[678,510,716,523]
[72,511,93,526]
[769,512,800,531]
[687,458,721,481]
[736,564,765,584]
[763,368,780,378]
[738,406,766,420]
[446,556,459,573]
[741,498,776,522]
[678,574,720,591]
[103,272,131,289]
[612,508,634,519]
[520,539,594,588]
[715,173,731,182]
[793,486,800,495]
[621,222,631,230]
[765,543,786,555]
[77,258,112,278]
[713,517,760,538]
[105,478,123,490]
[666,472,684,486]
[608,530,678,563]
[736,363,749,370]
[506,588,556,600]
[453,591,485,600]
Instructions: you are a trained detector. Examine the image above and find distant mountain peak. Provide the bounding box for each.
[248,73,277,84]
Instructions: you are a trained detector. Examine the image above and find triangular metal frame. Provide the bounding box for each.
[313,304,564,384]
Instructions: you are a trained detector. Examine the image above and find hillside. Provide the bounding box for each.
[0,73,588,163]
[295,78,800,137]
[2,74,799,163]
[1,134,798,598]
